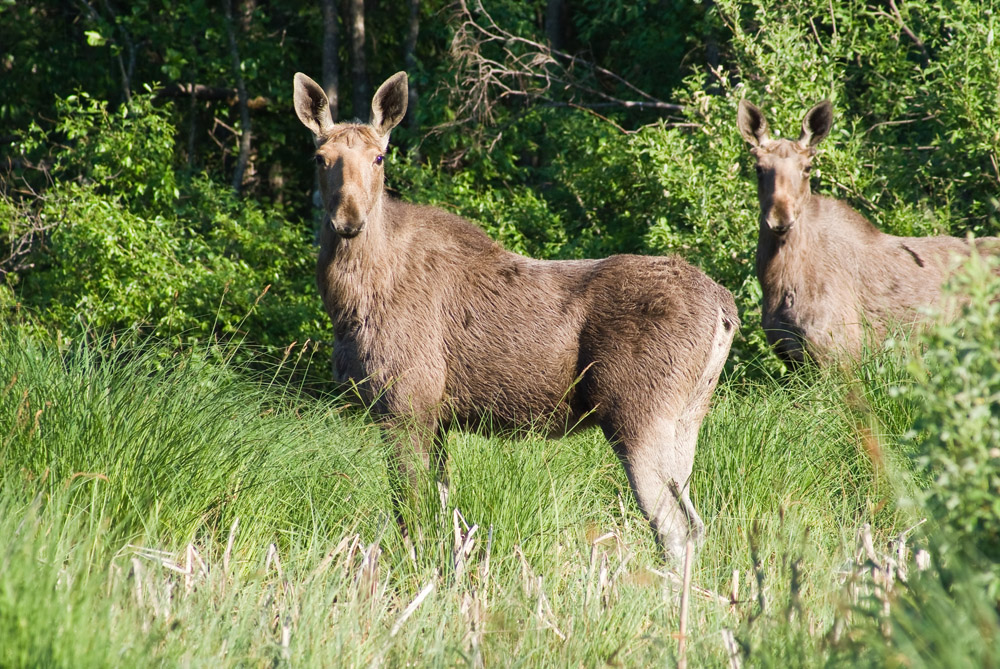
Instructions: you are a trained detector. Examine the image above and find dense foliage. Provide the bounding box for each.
[7,94,321,350]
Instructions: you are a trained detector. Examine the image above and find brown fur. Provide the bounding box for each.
[295,71,739,561]
[738,99,1000,366]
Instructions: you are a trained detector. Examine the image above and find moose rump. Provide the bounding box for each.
[295,69,739,562]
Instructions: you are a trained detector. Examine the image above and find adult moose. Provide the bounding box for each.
[738,99,999,366]
[293,70,739,562]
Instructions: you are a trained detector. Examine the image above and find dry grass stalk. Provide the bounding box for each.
[355,539,381,603]
[677,538,694,669]
[650,568,730,606]
[390,573,437,637]
[460,588,486,669]
[452,508,479,584]
[721,628,742,669]
[584,544,599,612]
[280,615,292,659]
[860,523,879,567]
[481,525,493,582]
[597,551,610,608]
[460,523,491,668]
[310,533,359,581]
[514,544,532,596]
[264,543,283,580]
[130,542,208,599]
[131,557,145,609]
[534,576,567,641]
[223,517,239,577]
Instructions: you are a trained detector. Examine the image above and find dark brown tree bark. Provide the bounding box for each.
[224,0,252,193]
[321,0,340,120]
[545,0,567,51]
[347,0,370,120]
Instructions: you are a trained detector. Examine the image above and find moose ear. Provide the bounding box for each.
[800,100,833,148]
[370,72,409,139]
[737,100,770,147]
[293,72,335,142]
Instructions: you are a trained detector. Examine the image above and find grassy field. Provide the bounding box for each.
[0,319,995,667]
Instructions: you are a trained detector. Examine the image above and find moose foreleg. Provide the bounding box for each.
[383,410,450,555]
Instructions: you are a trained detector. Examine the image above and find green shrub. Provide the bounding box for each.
[26,92,180,215]
[11,93,325,355]
[904,252,1000,596]
[23,179,323,352]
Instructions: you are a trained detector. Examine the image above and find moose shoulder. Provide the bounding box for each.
[294,70,739,562]
[737,99,1000,366]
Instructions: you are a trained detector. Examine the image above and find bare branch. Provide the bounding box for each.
[446,0,684,131]
[0,185,58,278]
[156,83,269,108]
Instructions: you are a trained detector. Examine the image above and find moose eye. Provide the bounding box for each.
[804,165,813,174]
[314,154,325,167]
[375,154,384,166]
[754,165,763,175]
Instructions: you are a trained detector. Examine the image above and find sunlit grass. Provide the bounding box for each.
[0,323,980,667]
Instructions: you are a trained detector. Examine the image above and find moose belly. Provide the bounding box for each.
[443,332,588,437]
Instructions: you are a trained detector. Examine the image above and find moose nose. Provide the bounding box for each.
[333,219,365,238]
[768,213,795,235]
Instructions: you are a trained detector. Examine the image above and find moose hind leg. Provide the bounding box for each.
[432,424,450,511]
[616,417,701,563]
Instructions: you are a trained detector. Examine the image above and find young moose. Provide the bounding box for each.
[738,99,1000,366]
[294,71,739,562]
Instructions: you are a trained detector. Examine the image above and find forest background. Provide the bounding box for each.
[2,0,1000,666]
[4,0,998,370]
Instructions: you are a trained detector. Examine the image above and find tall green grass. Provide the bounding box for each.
[0,319,993,667]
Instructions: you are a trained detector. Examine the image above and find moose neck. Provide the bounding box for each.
[320,192,395,313]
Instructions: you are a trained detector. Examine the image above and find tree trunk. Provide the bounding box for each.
[347,0,369,120]
[224,0,252,194]
[545,0,567,51]
[321,0,340,120]
[404,0,420,132]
